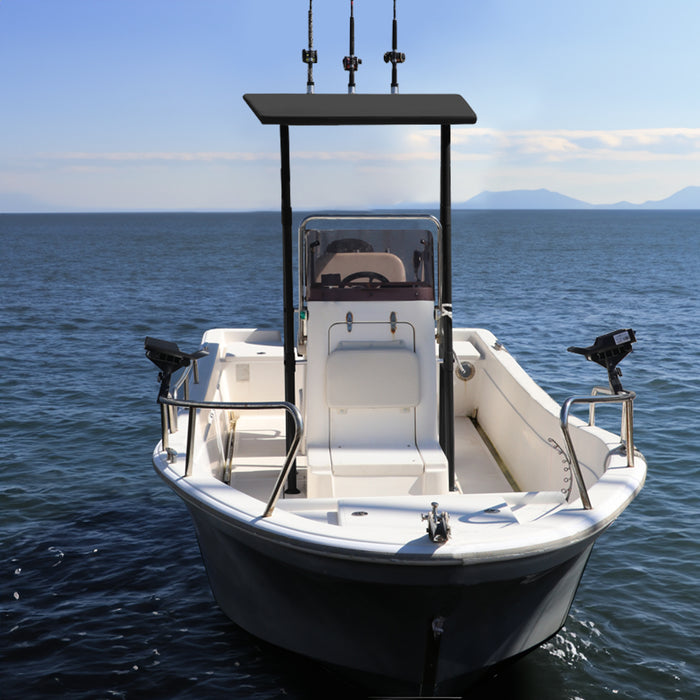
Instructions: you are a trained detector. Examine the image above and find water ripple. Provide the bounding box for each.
[1,211,698,699]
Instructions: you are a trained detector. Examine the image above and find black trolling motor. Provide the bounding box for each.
[144,336,208,399]
[145,337,209,451]
[567,328,636,394]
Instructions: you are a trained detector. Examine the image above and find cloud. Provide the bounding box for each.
[40,151,277,163]
[21,127,700,209]
[445,127,700,163]
[42,149,442,165]
[45,128,700,167]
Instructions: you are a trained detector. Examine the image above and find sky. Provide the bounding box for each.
[1,0,699,212]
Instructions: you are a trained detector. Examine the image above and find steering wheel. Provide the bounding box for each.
[339,271,390,287]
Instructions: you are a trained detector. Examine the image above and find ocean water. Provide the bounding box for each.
[1,210,698,699]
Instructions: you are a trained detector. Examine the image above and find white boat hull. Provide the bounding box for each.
[149,321,645,695]
[181,494,594,694]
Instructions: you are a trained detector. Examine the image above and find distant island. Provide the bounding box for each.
[455,185,700,210]
[3,185,700,215]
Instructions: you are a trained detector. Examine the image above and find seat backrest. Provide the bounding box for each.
[326,340,419,409]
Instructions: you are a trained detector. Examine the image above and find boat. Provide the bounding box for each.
[144,6,646,696]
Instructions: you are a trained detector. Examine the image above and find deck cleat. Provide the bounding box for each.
[422,502,451,544]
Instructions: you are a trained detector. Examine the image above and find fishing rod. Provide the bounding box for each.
[301,0,317,93]
[384,0,405,94]
[342,0,362,94]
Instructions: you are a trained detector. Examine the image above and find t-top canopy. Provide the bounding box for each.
[244,93,476,126]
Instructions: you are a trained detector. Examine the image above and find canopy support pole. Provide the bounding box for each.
[439,124,456,491]
[280,125,299,493]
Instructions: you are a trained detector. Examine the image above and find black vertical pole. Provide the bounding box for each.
[280,124,299,493]
[439,124,455,491]
[348,1,356,93]
[391,12,398,91]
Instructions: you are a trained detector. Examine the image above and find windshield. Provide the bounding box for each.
[305,228,434,302]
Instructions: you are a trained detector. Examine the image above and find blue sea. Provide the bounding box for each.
[1,210,698,699]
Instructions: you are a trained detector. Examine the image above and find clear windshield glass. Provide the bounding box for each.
[305,228,434,301]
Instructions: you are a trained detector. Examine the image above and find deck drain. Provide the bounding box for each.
[484,507,501,514]
[351,511,369,517]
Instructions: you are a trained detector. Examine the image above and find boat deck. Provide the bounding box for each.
[227,412,514,504]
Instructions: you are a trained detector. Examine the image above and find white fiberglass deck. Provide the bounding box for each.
[225,411,513,509]
[158,325,644,547]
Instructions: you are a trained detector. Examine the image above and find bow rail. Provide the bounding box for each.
[157,395,303,518]
[560,389,636,510]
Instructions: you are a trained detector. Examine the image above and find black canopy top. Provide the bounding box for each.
[244,93,476,126]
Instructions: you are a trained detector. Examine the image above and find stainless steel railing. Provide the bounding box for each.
[157,394,303,518]
[559,389,636,510]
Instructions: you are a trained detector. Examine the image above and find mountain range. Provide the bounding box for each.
[455,185,700,210]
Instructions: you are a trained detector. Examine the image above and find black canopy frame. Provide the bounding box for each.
[243,93,477,493]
